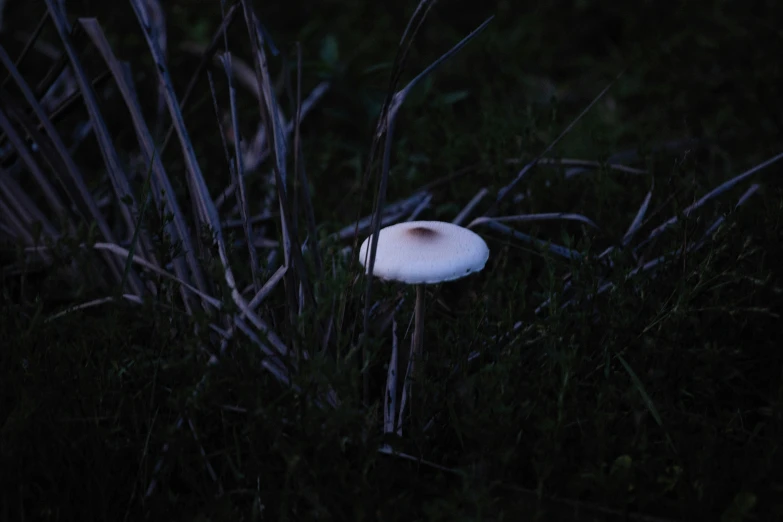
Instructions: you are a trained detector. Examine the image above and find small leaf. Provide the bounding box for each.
[320,34,339,68]
[609,454,632,476]
[438,90,470,105]
[721,492,757,522]
[617,354,677,453]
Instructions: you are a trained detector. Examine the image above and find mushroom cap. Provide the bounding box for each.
[358,221,490,284]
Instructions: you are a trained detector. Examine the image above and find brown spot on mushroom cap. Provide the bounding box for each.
[406,226,438,239]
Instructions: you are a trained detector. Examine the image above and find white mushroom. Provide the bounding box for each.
[359,220,489,366]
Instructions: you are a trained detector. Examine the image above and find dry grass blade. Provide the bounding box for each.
[453,187,489,226]
[689,183,761,253]
[405,192,432,221]
[0,106,62,242]
[379,15,494,135]
[129,0,231,266]
[247,264,287,312]
[159,1,240,153]
[45,1,150,255]
[616,354,677,454]
[335,191,429,241]
[469,212,601,231]
[469,219,583,260]
[291,42,322,276]
[487,69,626,215]
[360,10,493,404]
[78,18,208,305]
[555,180,766,314]
[395,323,418,436]
[45,294,144,322]
[608,137,702,164]
[0,106,70,237]
[0,194,42,251]
[209,57,260,293]
[129,0,298,378]
[240,0,320,333]
[141,0,167,137]
[187,417,223,495]
[636,150,783,253]
[181,40,260,99]
[89,243,221,309]
[532,157,648,176]
[241,80,329,173]
[385,315,400,434]
[0,11,48,84]
[29,21,80,100]
[622,181,654,245]
[0,34,141,291]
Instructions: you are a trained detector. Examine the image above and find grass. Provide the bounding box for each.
[1,0,782,520]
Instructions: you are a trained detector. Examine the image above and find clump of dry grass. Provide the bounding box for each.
[1,1,782,520]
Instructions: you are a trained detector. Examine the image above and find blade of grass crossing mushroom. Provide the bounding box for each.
[355,0,435,334]
[357,2,486,262]
[79,18,208,298]
[370,0,441,144]
[379,15,494,134]
[361,115,397,404]
[361,11,493,404]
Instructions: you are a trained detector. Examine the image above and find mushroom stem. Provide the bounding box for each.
[413,284,425,364]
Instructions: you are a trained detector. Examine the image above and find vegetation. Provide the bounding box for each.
[1,1,781,520]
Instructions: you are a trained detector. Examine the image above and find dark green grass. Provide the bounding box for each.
[2,1,782,521]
